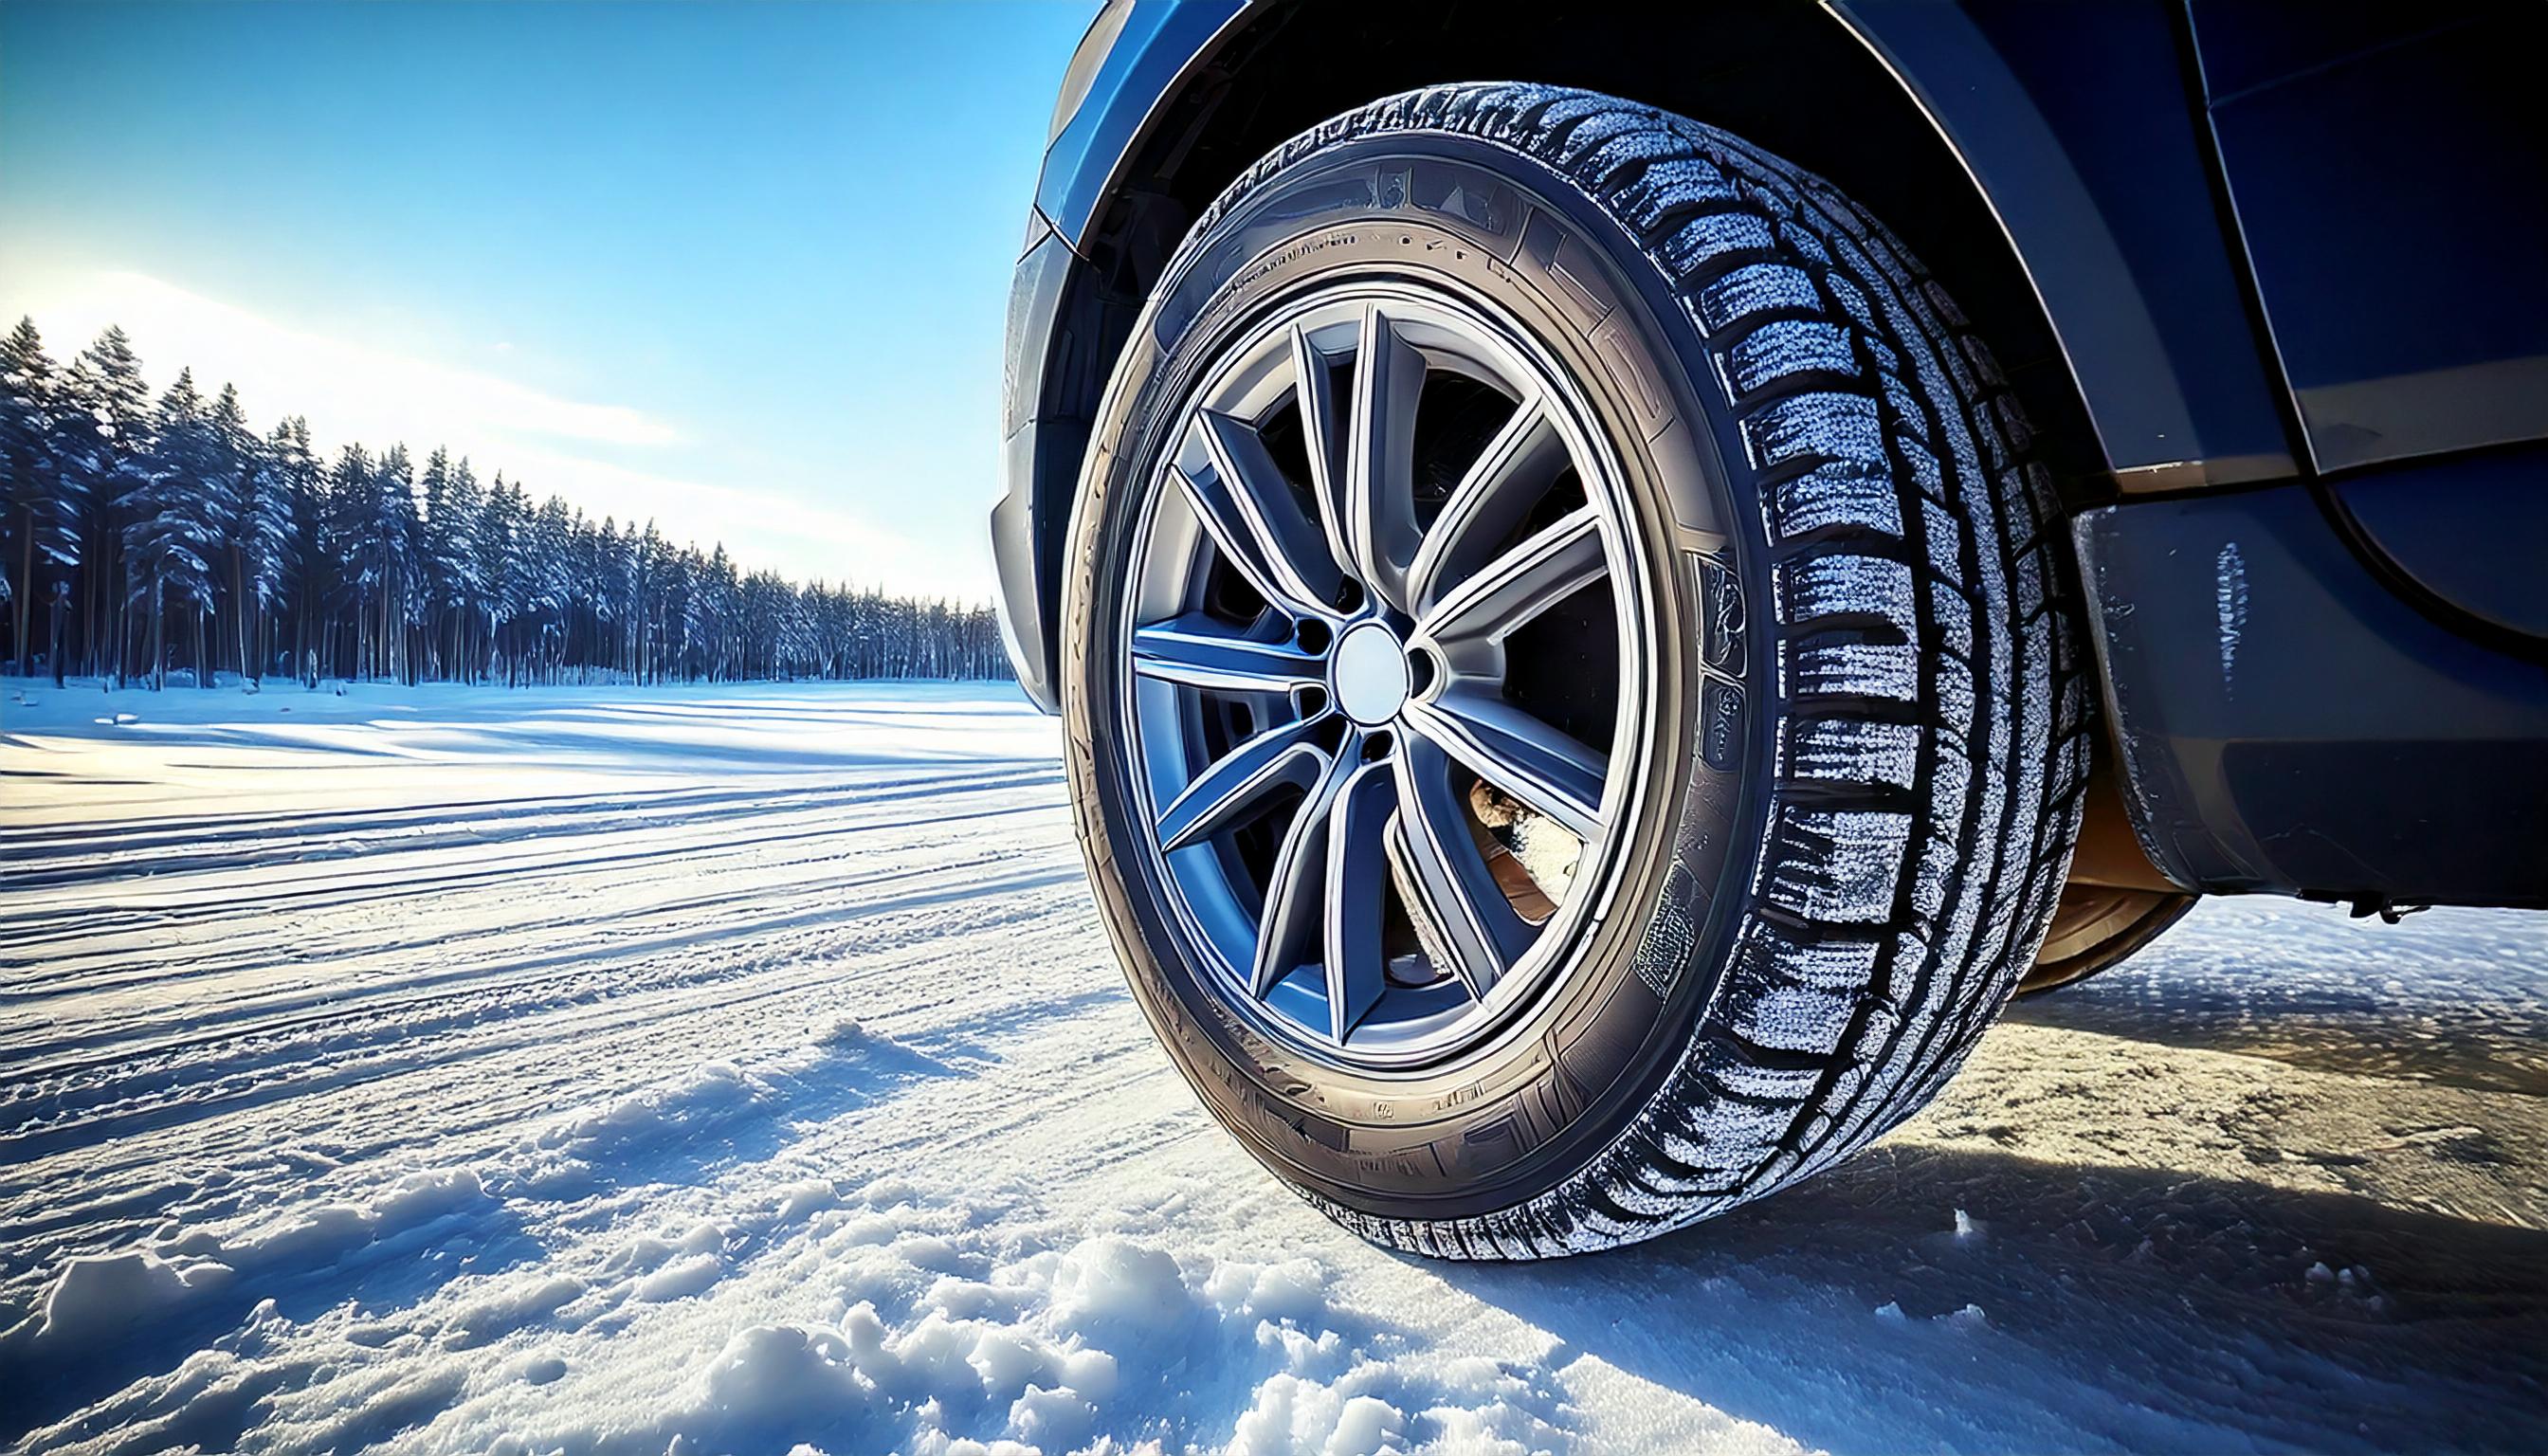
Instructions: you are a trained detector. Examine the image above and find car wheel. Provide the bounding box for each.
[1058,83,2091,1257]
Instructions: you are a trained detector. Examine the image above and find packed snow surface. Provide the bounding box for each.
[2,680,2542,1454]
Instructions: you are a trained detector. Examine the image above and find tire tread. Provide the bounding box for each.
[1154,82,2088,1257]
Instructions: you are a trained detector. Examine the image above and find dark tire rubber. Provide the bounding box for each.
[1060,82,2092,1257]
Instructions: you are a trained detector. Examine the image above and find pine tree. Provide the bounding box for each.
[416,447,451,676]
[232,412,299,684]
[0,318,85,679]
[323,443,373,679]
[267,418,324,682]
[436,458,486,681]
[122,369,226,687]
[207,382,261,678]
[67,328,153,679]
[476,474,520,683]
[362,445,420,682]
[5,318,1013,691]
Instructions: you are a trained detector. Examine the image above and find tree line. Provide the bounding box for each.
[0,318,1009,690]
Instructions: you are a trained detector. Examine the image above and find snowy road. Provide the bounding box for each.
[2,682,2541,1454]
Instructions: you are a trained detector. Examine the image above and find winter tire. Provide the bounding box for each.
[1059,83,2091,1257]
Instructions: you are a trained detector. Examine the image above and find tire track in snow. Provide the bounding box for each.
[0,798,1075,1052]
[3,682,2539,1455]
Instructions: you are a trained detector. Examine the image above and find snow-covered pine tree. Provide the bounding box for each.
[439,458,486,681]
[579,515,612,681]
[506,489,559,683]
[476,474,519,683]
[322,444,373,680]
[690,543,736,682]
[259,418,320,681]
[207,382,263,679]
[351,445,419,682]
[416,447,453,678]
[634,520,667,683]
[121,369,226,688]
[0,318,1013,690]
[230,413,299,684]
[0,318,87,679]
[68,328,153,680]
[512,482,544,680]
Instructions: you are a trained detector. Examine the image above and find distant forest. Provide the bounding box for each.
[0,318,1008,690]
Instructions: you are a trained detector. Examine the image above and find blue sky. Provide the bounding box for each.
[0,1,1095,599]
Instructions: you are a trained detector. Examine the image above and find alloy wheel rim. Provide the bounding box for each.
[1119,281,1660,1068]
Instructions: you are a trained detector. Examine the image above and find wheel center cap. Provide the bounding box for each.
[1331,622,1410,725]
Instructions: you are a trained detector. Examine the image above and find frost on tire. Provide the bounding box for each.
[1065,82,2091,1259]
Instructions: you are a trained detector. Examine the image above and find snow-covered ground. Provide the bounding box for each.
[2,679,2541,1455]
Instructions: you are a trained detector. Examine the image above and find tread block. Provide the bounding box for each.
[1729,975,1857,1058]
[1912,831,1956,921]
[1936,653,1975,729]
[1737,918,1884,992]
[1742,391,1887,471]
[1764,808,1912,924]
[1823,271,1881,335]
[1660,1100,1794,1169]
[1613,159,1741,232]
[1789,717,1920,792]
[1879,372,1925,427]
[1695,263,1823,335]
[1960,336,2005,389]
[1898,438,1945,499]
[1723,318,1856,396]
[1548,106,1662,166]
[1971,403,2011,473]
[1788,640,1920,702]
[1658,211,1777,282]
[1926,750,1975,825]
[1527,91,1631,137]
[1706,1058,1826,1102]
[1919,499,1967,581]
[1777,553,1915,634]
[1580,128,1702,192]
[1769,463,1902,542]
[1774,220,1833,267]
[1922,279,1970,329]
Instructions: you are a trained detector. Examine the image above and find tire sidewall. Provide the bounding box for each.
[1062,132,1775,1223]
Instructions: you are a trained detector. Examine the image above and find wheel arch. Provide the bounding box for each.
[1007,0,2300,711]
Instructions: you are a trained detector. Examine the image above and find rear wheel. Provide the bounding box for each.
[1060,83,2092,1257]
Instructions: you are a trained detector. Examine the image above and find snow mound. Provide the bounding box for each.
[516,1061,770,1196]
[7,1168,496,1359]
[533,1061,762,1159]
[24,1250,234,1354]
[628,1219,1556,1456]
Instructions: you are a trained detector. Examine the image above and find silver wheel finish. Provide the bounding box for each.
[1116,282,1663,1068]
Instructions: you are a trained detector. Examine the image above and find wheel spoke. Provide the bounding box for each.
[1249,740,1356,997]
[1405,688,1608,843]
[1291,323,1353,586]
[1407,397,1568,616]
[1389,736,1530,1000]
[1156,715,1328,853]
[1417,507,1608,658]
[1321,759,1395,1040]
[1181,408,1342,613]
[1340,307,1429,612]
[1132,613,1321,694]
